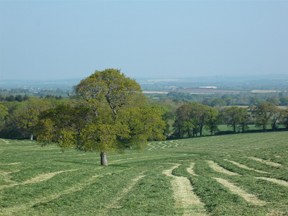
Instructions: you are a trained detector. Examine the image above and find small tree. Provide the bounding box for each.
[281,109,288,129]
[172,103,194,138]
[252,102,276,131]
[222,106,249,133]
[205,107,219,135]
[0,103,8,131]
[172,102,211,138]
[270,107,282,130]
[238,107,250,132]
[8,98,51,140]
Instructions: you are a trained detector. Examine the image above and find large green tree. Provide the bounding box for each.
[75,69,147,165]
[37,69,166,165]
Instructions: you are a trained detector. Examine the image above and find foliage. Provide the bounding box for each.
[205,107,220,135]
[221,106,250,132]
[0,103,8,130]
[0,94,29,102]
[75,68,143,117]
[117,106,166,149]
[281,109,288,129]
[252,102,277,131]
[3,98,52,139]
[173,102,218,138]
[36,69,166,165]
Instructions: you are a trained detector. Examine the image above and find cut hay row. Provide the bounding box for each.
[0,170,17,184]
[106,173,146,209]
[0,168,130,215]
[187,162,198,176]
[0,162,21,166]
[23,169,77,184]
[0,175,99,216]
[147,141,181,151]
[147,142,156,151]
[0,169,77,190]
[163,164,207,216]
[224,159,268,174]
[0,139,9,144]
[256,177,288,187]
[214,177,266,206]
[248,157,282,168]
[207,160,240,176]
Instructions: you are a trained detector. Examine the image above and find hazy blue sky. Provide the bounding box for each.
[0,0,287,80]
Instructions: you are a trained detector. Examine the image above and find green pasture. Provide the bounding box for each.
[0,132,288,216]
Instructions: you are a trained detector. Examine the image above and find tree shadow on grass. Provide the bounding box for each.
[54,160,98,166]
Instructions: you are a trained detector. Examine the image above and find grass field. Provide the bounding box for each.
[0,132,288,216]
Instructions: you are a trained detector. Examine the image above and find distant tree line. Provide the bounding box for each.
[0,94,29,102]
[1,96,287,141]
[170,101,288,139]
[0,88,70,98]
[164,92,288,106]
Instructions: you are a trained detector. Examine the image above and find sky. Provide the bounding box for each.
[0,0,287,80]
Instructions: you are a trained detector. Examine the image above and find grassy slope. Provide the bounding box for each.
[0,132,288,216]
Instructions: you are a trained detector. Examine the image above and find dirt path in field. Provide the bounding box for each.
[207,161,240,176]
[163,164,207,216]
[248,157,282,168]
[187,162,198,176]
[224,159,268,174]
[256,177,288,187]
[214,177,266,206]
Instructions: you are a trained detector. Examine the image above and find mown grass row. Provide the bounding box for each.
[1,132,288,215]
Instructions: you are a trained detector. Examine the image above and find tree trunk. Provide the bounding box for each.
[241,124,245,132]
[100,152,108,166]
[30,134,34,141]
[199,126,203,136]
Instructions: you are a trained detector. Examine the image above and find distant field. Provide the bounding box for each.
[1,132,288,216]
